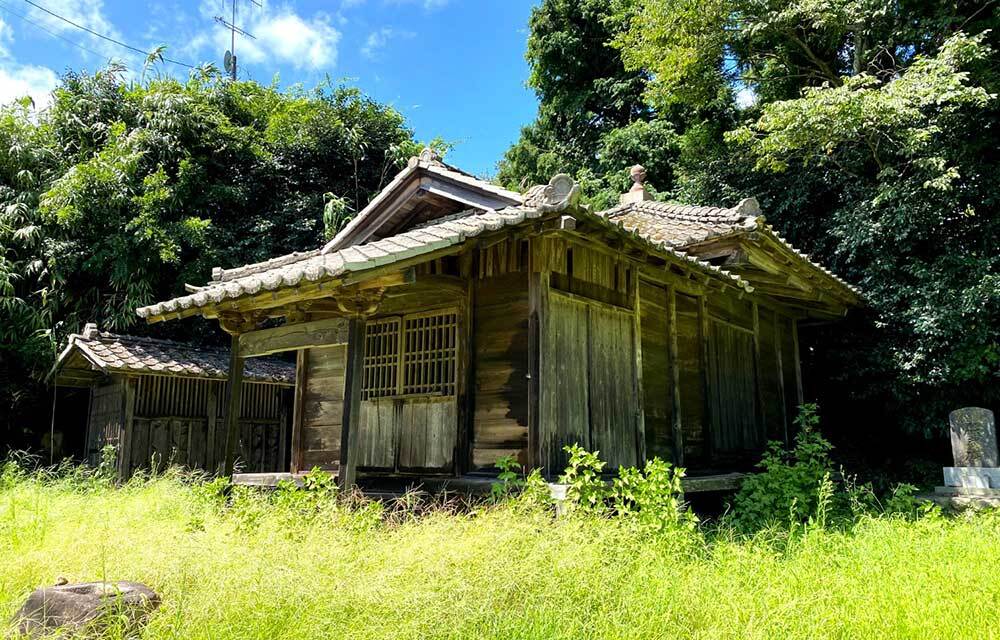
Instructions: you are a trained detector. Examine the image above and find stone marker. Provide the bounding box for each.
[949,407,997,467]
[11,580,160,637]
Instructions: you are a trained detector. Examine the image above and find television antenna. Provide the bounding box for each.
[215,0,260,80]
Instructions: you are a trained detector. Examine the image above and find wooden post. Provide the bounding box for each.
[290,349,307,474]
[120,378,137,479]
[774,316,789,445]
[751,302,765,443]
[527,269,549,474]
[223,332,246,478]
[667,286,683,466]
[206,383,218,472]
[631,273,646,465]
[791,319,804,406]
[699,295,713,463]
[278,388,289,472]
[339,318,365,489]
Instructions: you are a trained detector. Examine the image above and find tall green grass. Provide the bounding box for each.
[2,466,998,639]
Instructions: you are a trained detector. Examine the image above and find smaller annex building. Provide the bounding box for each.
[50,324,295,478]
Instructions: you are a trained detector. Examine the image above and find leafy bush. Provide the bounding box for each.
[558,444,609,512]
[730,404,837,530]
[557,444,694,530]
[612,457,698,532]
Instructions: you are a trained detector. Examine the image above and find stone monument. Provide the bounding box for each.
[933,407,1000,507]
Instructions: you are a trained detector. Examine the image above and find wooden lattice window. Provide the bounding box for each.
[361,310,458,399]
[362,317,401,400]
[402,311,458,396]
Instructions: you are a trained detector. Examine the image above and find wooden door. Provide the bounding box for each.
[540,292,590,473]
[707,319,761,454]
[588,304,641,470]
[540,291,642,474]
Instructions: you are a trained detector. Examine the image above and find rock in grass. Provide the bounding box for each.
[11,581,160,637]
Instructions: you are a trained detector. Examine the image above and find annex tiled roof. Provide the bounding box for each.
[599,196,861,301]
[599,198,759,247]
[55,327,294,383]
[136,175,755,323]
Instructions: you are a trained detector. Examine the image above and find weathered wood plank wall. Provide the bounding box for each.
[472,271,530,469]
[298,346,346,471]
[86,380,124,464]
[638,280,673,462]
[118,377,288,476]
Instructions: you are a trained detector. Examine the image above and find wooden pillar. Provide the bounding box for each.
[206,384,218,471]
[631,272,646,465]
[290,349,307,474]
[223,332,246,478]
[527,269,549,473]
[751,302,765,442]
[774,316,789,445]
[338,318,365,489]
[666,285,683,467]
[120,377,137,479]
[791,319,804,405]
[699,295,713,463]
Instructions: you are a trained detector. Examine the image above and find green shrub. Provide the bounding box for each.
[730,404,837,530]
[612,457,698,533]
[558,444,609,513]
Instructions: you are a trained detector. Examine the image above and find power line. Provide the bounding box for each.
[0,0,106,59]
[18,0,198,69]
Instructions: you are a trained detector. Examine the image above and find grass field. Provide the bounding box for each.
[2,467,999,639]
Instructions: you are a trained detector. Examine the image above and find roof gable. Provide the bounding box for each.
[323,148,522,251]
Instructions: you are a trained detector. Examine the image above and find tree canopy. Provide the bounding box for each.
[0,66,417,446]
[501,0,1000,437]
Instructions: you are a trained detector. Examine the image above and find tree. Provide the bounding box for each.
[0,67,415,449]
[615,0,1000,435]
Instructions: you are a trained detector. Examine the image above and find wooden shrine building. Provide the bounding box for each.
[50,324,295,477]
[136,151,861,490]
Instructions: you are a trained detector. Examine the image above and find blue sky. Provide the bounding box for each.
[0,0,541,175]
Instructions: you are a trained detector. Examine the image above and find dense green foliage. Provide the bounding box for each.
[501,0,1000,438]
[0,66,418,445]
[2,455,997,639]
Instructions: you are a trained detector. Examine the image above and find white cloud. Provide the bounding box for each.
[361,27,413,59]
[192,3,341,72]
[0,63,59,108]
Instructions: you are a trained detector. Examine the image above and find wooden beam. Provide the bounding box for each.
[223,332,246,478]
[240,317,349,358]
[338,319,365,489]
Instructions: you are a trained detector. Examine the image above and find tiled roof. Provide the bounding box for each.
[56,329,294,383]
[599,197,860,300]
[136,175,756,322]
[138,206,552,320]
[599,199,757,247]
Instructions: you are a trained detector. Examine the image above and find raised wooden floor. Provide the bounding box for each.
[232,471,747,494]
